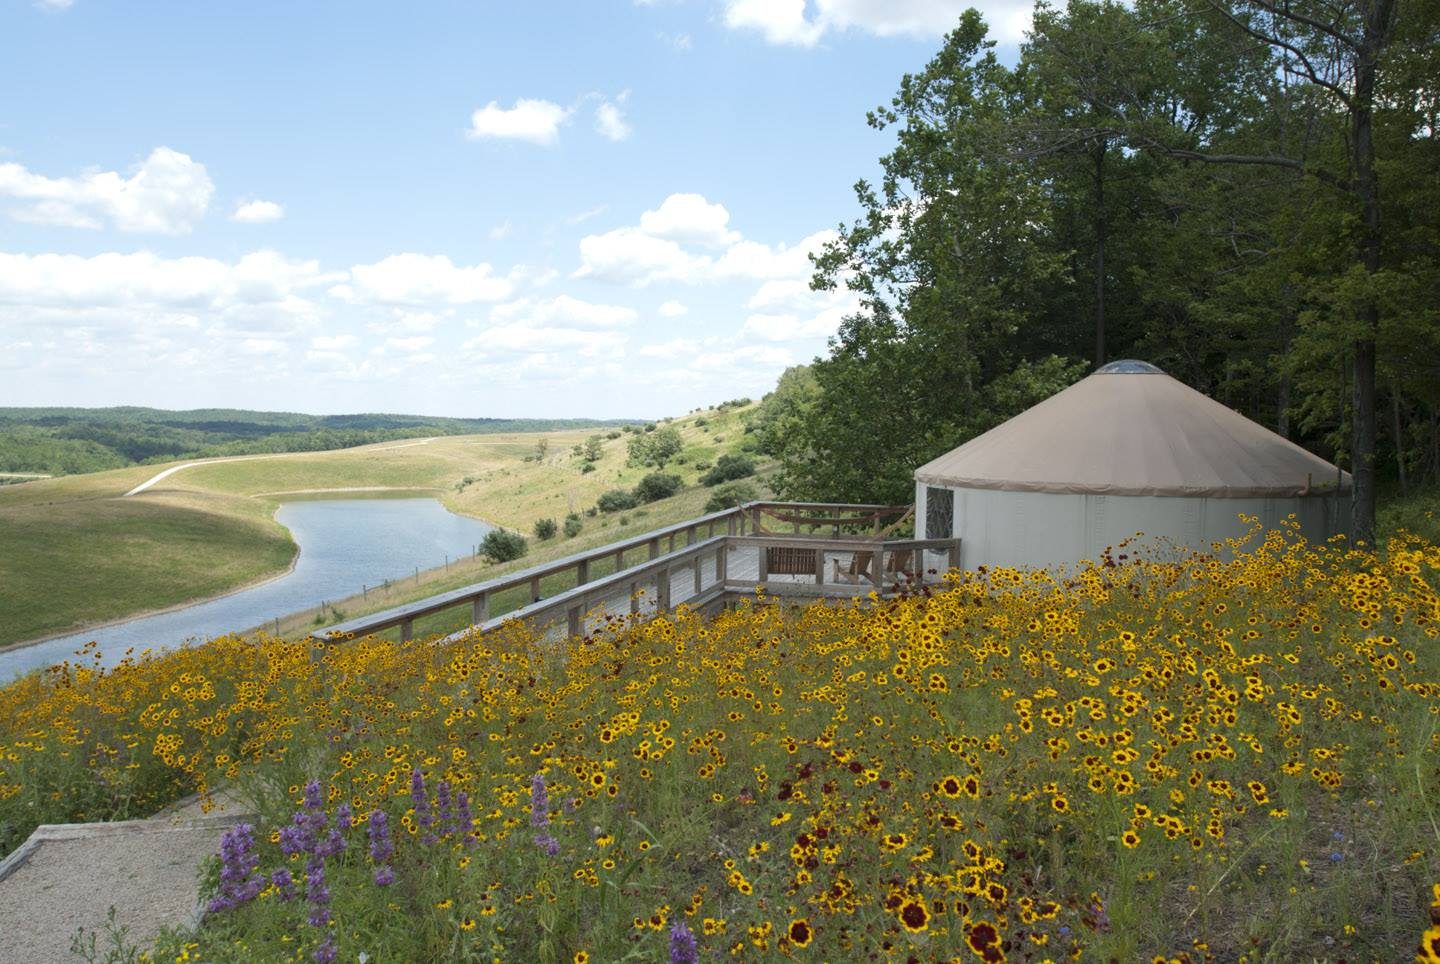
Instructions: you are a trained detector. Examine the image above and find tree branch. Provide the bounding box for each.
[1204,0,1355,107]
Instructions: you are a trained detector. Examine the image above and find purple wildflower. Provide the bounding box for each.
[455,791,475,845]
[367,809,396,886]
[530,772,550,828]
[367,810,394,863]
[669,919,699,964]
[271,867,297,901]
[313,936,337,964]
[306,858,332,928]
[533,831,560,857]
[206,822,263,914]
[304,779,324,810]
[411,769,436,845]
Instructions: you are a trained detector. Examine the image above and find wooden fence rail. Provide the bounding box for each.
[311,502,956,646]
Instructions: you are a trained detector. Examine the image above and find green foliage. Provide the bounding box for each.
[699,454,756,486]
[596,489,640,513]
[562,513,583,539]
[705,480,761,513]
[479,530,527,563]
[633,473,682,503]
[626,425,684,469]
[533,518,557,540]
[583,436,604,462]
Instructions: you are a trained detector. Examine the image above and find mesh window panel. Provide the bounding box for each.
[925,487,953,539]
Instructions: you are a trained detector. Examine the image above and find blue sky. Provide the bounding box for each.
[1,0,1029,418]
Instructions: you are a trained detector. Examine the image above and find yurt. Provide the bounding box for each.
[913,360,1350,570]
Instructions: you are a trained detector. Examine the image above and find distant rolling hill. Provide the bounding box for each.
[0,406,638,476]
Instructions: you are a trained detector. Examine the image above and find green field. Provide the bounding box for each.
[0,405,761,648]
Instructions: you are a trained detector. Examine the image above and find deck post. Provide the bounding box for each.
[630,581,640,613]
[687,524,696,546]
[727,514,737,536]
[568,604,582,639]
[870,549,884,591]
[949,540,961,572]
[815,546,826,585]
[757,543,769,581]
[530,575,542,602]
[472,592,489,625]
[577,557,590,586]
[693,553,703,594]
[615,549,626,570]
[657,567,671,611]
[400,618,413,642]
[750,505,761,535]
[716,543,728,583]
[648,537,660,560]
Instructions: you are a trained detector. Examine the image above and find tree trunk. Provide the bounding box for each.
[1093,139,1107,368]
[1347,0,1394,547]
[1391,387,1408,495]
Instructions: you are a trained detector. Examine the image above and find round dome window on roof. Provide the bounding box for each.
[1096,359,1163,374]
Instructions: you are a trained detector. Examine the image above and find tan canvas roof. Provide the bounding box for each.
[914,361,1350,498]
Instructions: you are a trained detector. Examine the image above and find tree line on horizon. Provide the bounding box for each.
[0,407,635,477]
[753,0,1437,545]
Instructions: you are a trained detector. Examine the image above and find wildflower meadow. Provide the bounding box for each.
[2,519,1439,961]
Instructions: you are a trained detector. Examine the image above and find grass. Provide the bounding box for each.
[0,406,760,649]
[1,521,1435,959]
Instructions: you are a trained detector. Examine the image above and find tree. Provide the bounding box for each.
[627,426,683,469]
[633,473,682,503]
[480,530,527,563]
[583,435,603,462]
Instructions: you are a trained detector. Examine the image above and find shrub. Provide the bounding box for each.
[563,514,582,538]
[597,489,640,513]
[580,463,596,474]
[480,529,527,563]
[533,518,557,540]
[605,430,622,440]
[705,480,760,513]
[700,454,756,486]
[633,473,681,503]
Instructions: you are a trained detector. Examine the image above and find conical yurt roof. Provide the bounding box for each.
[914,360,1350,498]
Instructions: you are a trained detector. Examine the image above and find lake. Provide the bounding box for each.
[0,498,495,683]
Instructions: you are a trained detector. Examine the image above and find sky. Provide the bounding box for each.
[1,0,1031,419]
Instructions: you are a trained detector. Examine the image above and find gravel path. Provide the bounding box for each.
[0,793,250,963]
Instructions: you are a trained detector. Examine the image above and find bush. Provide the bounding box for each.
[480,529,528,563]
[597,489,640,513]
[700,454,756,486]
[580,463,596,474]
[533,518,557,540]
[705,480,760,513]
[633,473,682,503]
[563,514,583,538]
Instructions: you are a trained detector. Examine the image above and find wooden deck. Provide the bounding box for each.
[311,503,957,649]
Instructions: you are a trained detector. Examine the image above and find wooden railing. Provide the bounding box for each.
[310,503,957,646]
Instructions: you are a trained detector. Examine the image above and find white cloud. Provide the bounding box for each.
[723,0,1031,45]
[311,334,354,351]
[594,91,632,142]
[464,324,625,360]
[489,220,512,240]
[639,193,739,248]
[639,337,701,359]
[490,294,638,329]
[658,300,688,318]
[231,199,284,223]
[0,249,333,309]
[467,98,572,145]
[36,0,73,10]
[567,205,609,225]
[0,147,213,233]
[383,335,434,353]
[739,277,860,342]
[342,253,514,305]
[575,227,709,286]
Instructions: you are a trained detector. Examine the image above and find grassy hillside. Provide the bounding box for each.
[0,403,761,648]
